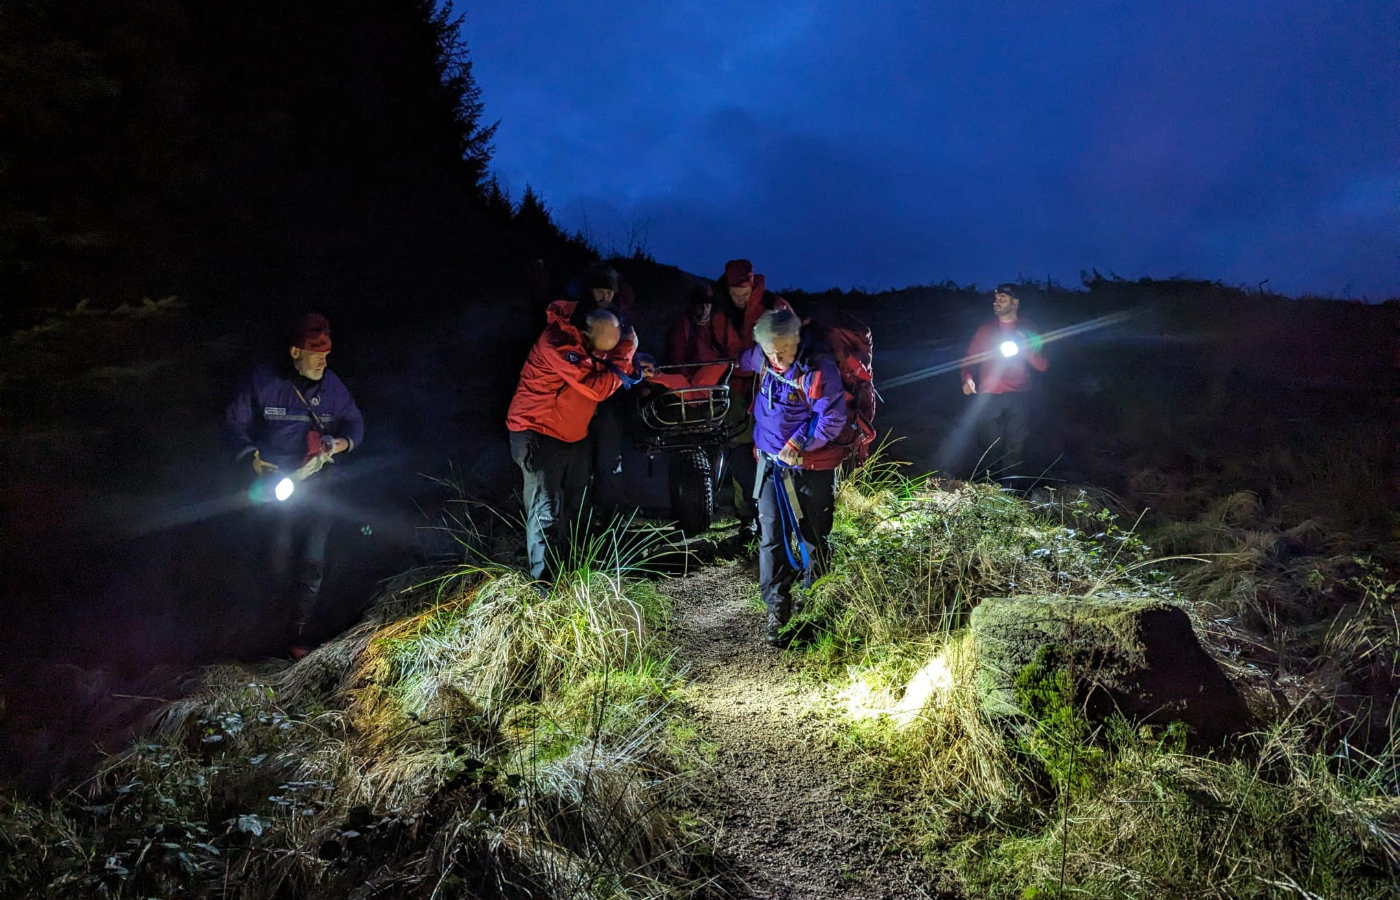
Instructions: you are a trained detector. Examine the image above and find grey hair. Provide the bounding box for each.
[752,309,801,350]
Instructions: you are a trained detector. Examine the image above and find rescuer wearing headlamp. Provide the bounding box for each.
[960,283,1048,482]
[224,313,365,654]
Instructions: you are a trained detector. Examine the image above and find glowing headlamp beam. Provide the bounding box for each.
[274,477,296,502]
[880,309,1135,391]
[999,340,1019,358]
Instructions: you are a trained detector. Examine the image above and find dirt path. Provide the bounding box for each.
[663,562,945,900]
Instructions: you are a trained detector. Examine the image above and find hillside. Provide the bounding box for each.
[0,277,1396,898]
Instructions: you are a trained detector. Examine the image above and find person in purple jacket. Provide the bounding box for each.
[740,309,848,647]
[224,313,365,652]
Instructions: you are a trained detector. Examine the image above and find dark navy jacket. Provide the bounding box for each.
[224,363,365,472]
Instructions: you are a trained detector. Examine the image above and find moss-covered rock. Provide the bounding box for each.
[969,595,1250,745]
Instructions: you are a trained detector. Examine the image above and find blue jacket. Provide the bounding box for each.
[224,363,365,473]
[739,334,848,470]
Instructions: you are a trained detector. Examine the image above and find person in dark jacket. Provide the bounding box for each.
[568,263,637,507]
[507,303,638,581]
[960,283,1048,482]
[567,262,635,328]
[224,313,365,651]
[739,309,848,646]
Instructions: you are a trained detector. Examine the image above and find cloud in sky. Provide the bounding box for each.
[466,0,1398,297]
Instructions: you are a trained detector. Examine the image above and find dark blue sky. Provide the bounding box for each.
[466,1,1397,298]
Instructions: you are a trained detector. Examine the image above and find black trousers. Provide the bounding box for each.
[756,462,836,622]
[267,489,334,626]
[510,429,591,580]
[976,392,1030,479]
[588,395,628,515]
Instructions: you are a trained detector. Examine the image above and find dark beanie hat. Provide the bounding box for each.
[584,263,619,292]
[995,283,1020,298]
[292,313,332,352]
[724,259,755,288]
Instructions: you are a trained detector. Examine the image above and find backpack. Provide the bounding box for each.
[800,310,878,467]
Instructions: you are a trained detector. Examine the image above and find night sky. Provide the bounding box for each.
[468,1,1396,298]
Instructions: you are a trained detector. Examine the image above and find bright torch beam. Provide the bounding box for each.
[880,309,1136,391]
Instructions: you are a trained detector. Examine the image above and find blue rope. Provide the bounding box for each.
[771,461,811,574]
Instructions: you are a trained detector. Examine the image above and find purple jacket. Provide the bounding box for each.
[224,363,365,472]
[739,337,848,469]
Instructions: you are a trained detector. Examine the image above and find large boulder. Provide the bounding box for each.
[969,595,1250,745]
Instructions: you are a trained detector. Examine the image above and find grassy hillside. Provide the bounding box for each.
[0,279,1395,897]
[793,461,1399,898]
[3,459,1395,898]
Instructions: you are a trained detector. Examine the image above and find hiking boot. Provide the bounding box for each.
[765,612,790,648]
[288,618,312,660]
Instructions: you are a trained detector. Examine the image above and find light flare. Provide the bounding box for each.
[881,309,1135,391]
[892,653,954,727]
[274,477,296,502]
[841,652,957,726]
[999,340,1019,358]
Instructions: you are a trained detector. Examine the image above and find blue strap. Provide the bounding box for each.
[604,361,645,390]
[771,462,811,574]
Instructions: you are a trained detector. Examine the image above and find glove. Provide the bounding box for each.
[251,450,279,475]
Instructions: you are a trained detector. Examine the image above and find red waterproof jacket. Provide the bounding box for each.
[961,317,1048,394]
[507,300,637,442]
[710,273,793,356]
[710,273,794,414]
[666,314,728,366]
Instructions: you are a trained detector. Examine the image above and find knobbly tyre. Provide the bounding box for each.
[631,360,738,537]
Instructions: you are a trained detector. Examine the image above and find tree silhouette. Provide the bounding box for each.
[0,0,565,324]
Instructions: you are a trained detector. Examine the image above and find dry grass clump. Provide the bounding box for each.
[801,466,1158,665]
[0,559,703,900]
[811,465,1400,899]
[947,719,1400,900]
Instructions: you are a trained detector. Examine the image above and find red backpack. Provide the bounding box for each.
[801,310,878,468]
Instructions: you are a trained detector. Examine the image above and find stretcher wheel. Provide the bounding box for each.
[669,450,713,537]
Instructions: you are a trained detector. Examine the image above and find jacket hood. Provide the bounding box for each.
[546,299,579,328]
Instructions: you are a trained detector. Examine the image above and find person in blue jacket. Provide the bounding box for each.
[224,313,365,652]
[739,309,848,647]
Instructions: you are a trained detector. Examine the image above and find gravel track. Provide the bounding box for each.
[661,563,948,899]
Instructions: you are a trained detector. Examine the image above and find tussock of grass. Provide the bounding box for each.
[799,466,1158,667]
[0,556,702,899]
[806,459,1400,899]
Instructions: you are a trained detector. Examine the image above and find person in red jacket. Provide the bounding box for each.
[712,260,793,532]
[507,302,638,580]
[666,283,726,365]
[710,259,793,354]
[960,283,1048,481]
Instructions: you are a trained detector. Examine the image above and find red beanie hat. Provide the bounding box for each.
[724,259,755,288]
[292,313,332,353]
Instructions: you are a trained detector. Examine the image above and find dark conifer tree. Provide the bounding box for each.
[0,0,576,323]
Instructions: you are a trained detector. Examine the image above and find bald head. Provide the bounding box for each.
[584,308,621,353]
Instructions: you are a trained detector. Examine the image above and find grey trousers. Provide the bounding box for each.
[510,429,591,580]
